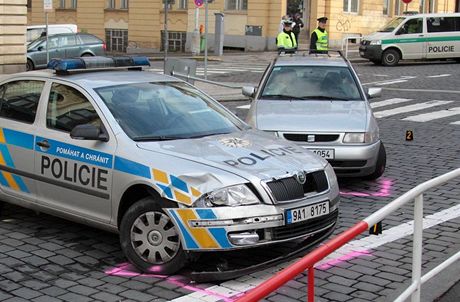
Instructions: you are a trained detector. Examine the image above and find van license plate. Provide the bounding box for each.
[286,201,329,224]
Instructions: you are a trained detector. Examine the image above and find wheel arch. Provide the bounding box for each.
[382,45,403,59]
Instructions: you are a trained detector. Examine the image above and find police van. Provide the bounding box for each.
[0,56,339,278]
[359,13,460,66]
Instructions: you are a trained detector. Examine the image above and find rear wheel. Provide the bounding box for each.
[364,143,386,180]
[382,49,400,66]
[119,196,186,274]
[26,59,34,71]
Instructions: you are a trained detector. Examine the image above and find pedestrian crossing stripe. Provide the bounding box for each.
[373,100,453,118]
[402,107,460,122]
[370,98,413,109]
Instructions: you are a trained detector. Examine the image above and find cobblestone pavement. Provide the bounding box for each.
[0,59,459,302]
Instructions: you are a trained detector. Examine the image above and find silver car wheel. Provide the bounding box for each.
[130,211,180,264]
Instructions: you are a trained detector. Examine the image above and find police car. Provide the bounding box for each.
[0,56,339,275]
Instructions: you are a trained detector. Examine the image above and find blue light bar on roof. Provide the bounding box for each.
[47,56,151,73]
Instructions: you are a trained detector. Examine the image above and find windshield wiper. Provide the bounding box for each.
[133,135,189,141]
[261,94,299,99]
[299,95,351,101]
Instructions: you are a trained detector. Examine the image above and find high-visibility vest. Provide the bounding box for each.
[314,29,328,51]
[277,31,297,49]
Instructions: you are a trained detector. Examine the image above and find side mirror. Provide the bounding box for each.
[70,124,108,142]
[242,86,256,98]
[367,87,382,99]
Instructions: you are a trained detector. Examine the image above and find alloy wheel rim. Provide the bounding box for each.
[130,211,180,264]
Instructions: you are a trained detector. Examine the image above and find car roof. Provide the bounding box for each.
[273,54,349,67]
[6,70,180,89]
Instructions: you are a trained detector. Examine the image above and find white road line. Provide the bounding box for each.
[383,88,460,94]
[375,80,408,86]
[427,74,451,78]
[237,104,251,109]
[171,203,460,302]
[403,107,460,122]
[374,100,453,118]
[451,121,460,125]
[370,98,413,109]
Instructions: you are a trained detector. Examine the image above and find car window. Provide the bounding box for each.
[95,82,243,141]
[27,28,45,43]
[260,66,362,101]
[398,18,423,35]
[427,17,460,32]
[78,34,101,44]
[47,83,102,133]
[59,35,77,47]
[378,17,406,32]
[0,80,45,124]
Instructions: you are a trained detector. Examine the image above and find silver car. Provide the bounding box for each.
[0,57,339,276]
[243,52,386,179]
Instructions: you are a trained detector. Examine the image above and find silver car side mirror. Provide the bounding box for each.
[367,87,382,99]
[242,86,256,98]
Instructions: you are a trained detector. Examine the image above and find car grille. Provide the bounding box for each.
[270,209,338,240]
[266,170,329,203]
[283,133,339,142]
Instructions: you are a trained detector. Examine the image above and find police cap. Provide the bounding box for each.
[317,17,328,23]
[283,19,293,26]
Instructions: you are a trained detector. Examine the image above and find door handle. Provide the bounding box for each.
[418,34,424,37]
[36,140,50,149]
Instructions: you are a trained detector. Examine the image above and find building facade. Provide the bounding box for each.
[1,0,27,73]
[27,0,459,53]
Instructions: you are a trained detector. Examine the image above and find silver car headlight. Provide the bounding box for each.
[370,40,382,45]
[201,184,260,207]
[343,131,378,144]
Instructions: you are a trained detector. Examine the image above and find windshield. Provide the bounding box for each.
[27,37,45,50]
[96,82,244,141]
[378,17,405,32]
[260,66,363,101]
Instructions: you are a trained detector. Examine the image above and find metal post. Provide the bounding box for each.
[204,0,208,79]
[411,194,423,302]
[163,0,169,71]
[45,12,49,63]
[308,267,315,302]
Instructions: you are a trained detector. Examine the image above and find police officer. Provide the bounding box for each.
[310,17,328,53]
[277,19,297,54]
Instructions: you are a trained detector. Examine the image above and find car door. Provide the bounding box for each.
[60,35,79,58]
[395,17,426,59]
[425,16,460,59]
[47,35,65,60]
[34,81,116,223]
[0,79,46,202]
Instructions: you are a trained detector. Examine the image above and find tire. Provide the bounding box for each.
[382,49,400,66]
[26,59,34,71]
[119,196,186,274]
[364,142,386,180]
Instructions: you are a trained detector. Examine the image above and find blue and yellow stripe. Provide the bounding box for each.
[153,168,202,206]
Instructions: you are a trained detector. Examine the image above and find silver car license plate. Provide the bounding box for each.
[306,148,335,159]
[286,201,329,224]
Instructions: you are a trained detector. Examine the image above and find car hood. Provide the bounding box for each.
[137,129,326,181]
[255,100,368,132]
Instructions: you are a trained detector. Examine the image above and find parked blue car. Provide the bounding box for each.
[27,33,106,71]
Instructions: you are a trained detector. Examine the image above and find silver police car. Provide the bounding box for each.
[243,52,386,179]
[0,57,339,275]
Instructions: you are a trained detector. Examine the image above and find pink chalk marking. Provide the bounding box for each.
[104,263,235,302]
[316,250,373,270]
[340,178,393,197]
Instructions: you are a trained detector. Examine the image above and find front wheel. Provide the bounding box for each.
[119,196,186,274]
[382,49,400,66]
[364,143,386,180]
[26,59,34,71]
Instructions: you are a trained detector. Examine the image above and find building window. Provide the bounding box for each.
[120,0,128,9]
[383,0,389,15]
[105,29,128,53]
[394,0,401,15]
[107,0,115,9]
[178,0,187,9]
[343,0,358,13]
[428,0,436,12]
[225,0,248,10]
[70,0,77,9]
[160,31,186,52]
[59,0,65,8]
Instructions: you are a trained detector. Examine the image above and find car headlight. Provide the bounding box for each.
[370,40,382,45]
[343,131,379,144]
[201,184,260,207]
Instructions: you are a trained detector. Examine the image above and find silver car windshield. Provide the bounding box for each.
[261,66,363,101]
[378,17,405,32]
[95,82,244,141]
